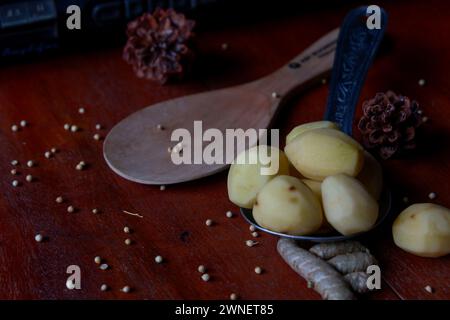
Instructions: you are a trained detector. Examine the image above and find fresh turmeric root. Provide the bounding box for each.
[277,238,355,300]
[344,272,370,294]
[309,241,368,259]
[277,239,379,299]
[328,252,378,274]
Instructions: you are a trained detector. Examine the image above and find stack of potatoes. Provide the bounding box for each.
[228,121,383,237]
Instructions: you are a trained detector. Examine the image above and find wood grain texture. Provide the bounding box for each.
[0,0,448,299]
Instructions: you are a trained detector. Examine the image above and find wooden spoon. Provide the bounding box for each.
[104,28,339,185]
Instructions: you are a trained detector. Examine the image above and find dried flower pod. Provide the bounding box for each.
[358,91,423,159]
[123,8,195,84]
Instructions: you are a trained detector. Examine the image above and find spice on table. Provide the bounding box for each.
[11,124,19,132]
[124,238,132,245]
[428,192,437,200]
[55,196,64,203]
[50,147,57,154]
[160,185,166,191]
[25,174,33,182]
[93,133,101,141]
[11,160,18,166]
[422,116,429,123]
[66,279,76,290]
[154,255,163,264]
[201,273,210,282]
[94,256,102,264]
[78,107,85,114]
[70,125,79,132]
[254,266,263,274]
[95,124,102,130]
[92,208,99,214]
[123,226,131,234]
[271,92,281,99]
[121,286,131,293]
[35,234,44,242]
[197,265,206,273]
[100,284,108,291]
[10,169,17,175]
[67,205,75,213]
[205,219,213,227]
[20,120,27,127]
[424,285,433,293]
[100,263,109,270]
[418,79,426,86]
[230,293,238,300]
[27,160,35,167]
[226,211,233,218]
[64,124,70,130]
[221,43,229,50]
[245,240,258,247]
[251,232,259,238]
[44,151,52,159]
[76,161,86,170]
[249,225,256,232]
[12,180,19,187]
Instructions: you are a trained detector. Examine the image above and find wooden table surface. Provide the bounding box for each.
[1,1,449,300]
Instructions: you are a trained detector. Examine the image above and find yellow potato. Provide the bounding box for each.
[285,128,364,181]
[393,203,450,258]
[253,175,323,235]
[302,179,334,233]
[286,121,339,145]
[321,174,379,235]
[357,151,383,200]
[302,179,322,202]
[227,145,289,208]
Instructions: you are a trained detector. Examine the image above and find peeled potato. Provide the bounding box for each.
[285,121,339,145]
[227,145,289,208]
[253,175,323,235]
[302,179,322,202]
[322,174,379,235]
[285,128,364,181]
[302,179,334,233]
[392,203,450,258]
[357,151,383,200]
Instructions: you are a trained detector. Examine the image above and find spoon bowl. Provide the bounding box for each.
[240,187,392,243]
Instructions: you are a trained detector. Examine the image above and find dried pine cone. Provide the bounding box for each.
[358,91,423,159]
[123,8,195,84]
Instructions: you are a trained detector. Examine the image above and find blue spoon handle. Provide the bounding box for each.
[324,6,387,135]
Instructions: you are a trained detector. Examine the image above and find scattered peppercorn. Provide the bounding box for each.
[254,266,263,274]
[201,273,210,282]
[198,265,206,273]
